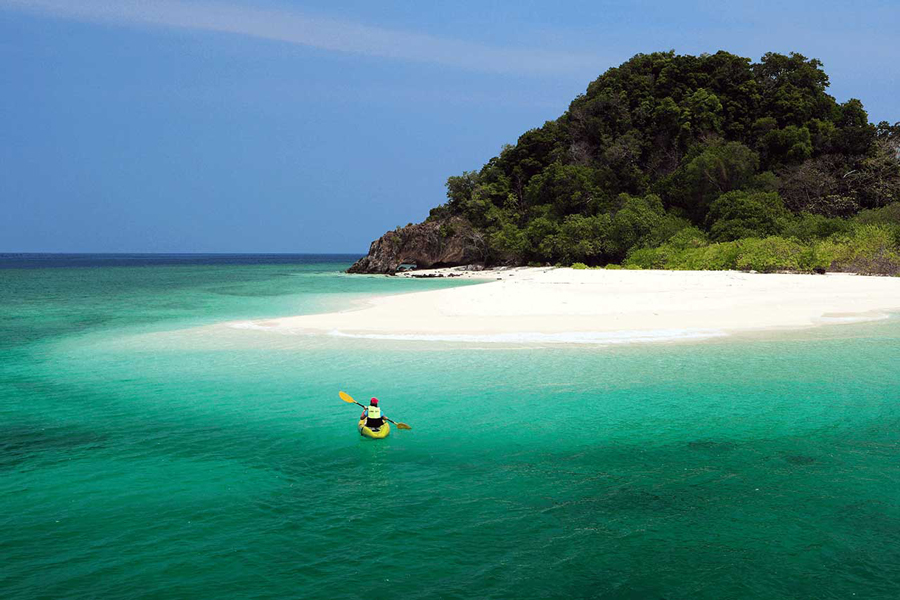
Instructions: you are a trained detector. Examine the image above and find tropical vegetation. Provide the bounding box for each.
[425,51,900,274]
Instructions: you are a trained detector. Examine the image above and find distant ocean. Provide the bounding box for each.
[2,254,899,599]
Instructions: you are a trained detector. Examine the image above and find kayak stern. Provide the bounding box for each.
[358,419,391,439]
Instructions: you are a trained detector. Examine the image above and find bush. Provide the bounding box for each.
[625,236,828,272]
[800,242,837,271]
[665,226,709,249]
[734,237,805,272]
[624,247,669,269]
[571,262,590,270]
[679,241,744,270]
[427,204,452,222]
[828,225,900,275]
[640,214,693,249]
[782,213,852,241]
[623,225,900,274]
[855,203,900,226]
[624,240,742,270]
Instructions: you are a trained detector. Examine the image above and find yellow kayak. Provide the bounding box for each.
[358,418,390,439]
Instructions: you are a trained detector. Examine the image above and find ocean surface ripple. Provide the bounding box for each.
[1,255,899,599]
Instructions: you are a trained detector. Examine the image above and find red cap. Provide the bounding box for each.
[370,398,379,406]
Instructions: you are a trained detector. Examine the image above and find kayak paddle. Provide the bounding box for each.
[340,391,412,430]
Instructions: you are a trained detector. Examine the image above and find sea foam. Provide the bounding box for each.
[324,328,728,345]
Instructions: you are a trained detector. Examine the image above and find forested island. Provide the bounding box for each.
[349,51,900,275]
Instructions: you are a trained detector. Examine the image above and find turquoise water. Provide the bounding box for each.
[2,255,899,599]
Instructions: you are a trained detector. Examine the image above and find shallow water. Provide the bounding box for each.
[2,255,899,599]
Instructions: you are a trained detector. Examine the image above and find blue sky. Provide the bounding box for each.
[1,0,897,253]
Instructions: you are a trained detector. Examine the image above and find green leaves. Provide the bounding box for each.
[760,125,812,167]
[428,50,897,269]
[684,89,724,135]
[664,141,760,221]
[706,191,787,241]
[752,52,833,127]
[552,214,612,264]
[624,225,900,275]
[524,162,600,216]
[606,194,667,258]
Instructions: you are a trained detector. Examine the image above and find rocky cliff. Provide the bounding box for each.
[348,217,487,274]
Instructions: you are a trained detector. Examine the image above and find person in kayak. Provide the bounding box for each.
[360,397,385,429]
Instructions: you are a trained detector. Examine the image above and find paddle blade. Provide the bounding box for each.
[339,391,357,404]
[396,423,412,430]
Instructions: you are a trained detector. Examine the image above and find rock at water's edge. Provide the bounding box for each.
[348,217,486,274]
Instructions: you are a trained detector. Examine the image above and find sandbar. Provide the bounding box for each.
[228,268,900,344]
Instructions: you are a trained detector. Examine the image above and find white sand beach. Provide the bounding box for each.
[230,268,900,344]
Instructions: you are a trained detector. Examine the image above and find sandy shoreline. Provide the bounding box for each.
[229,267,900,345]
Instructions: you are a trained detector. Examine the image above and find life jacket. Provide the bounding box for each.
[365,405,384,428]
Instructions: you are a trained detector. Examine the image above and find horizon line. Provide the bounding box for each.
[0,251,367,256]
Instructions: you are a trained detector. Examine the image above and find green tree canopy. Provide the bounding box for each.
[418,50,898,267]
[707,191,787,241]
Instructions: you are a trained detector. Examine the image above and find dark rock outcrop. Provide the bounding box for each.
[348,217,486,274]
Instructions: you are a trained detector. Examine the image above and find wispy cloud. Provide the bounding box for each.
[0,0,602,76]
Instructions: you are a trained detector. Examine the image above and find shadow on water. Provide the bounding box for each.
[782,453,817,465]
[0,424,106,470]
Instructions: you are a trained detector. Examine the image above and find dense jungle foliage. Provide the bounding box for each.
[427,51,900,273]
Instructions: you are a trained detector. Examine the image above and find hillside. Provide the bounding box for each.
[350,51,900,274]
